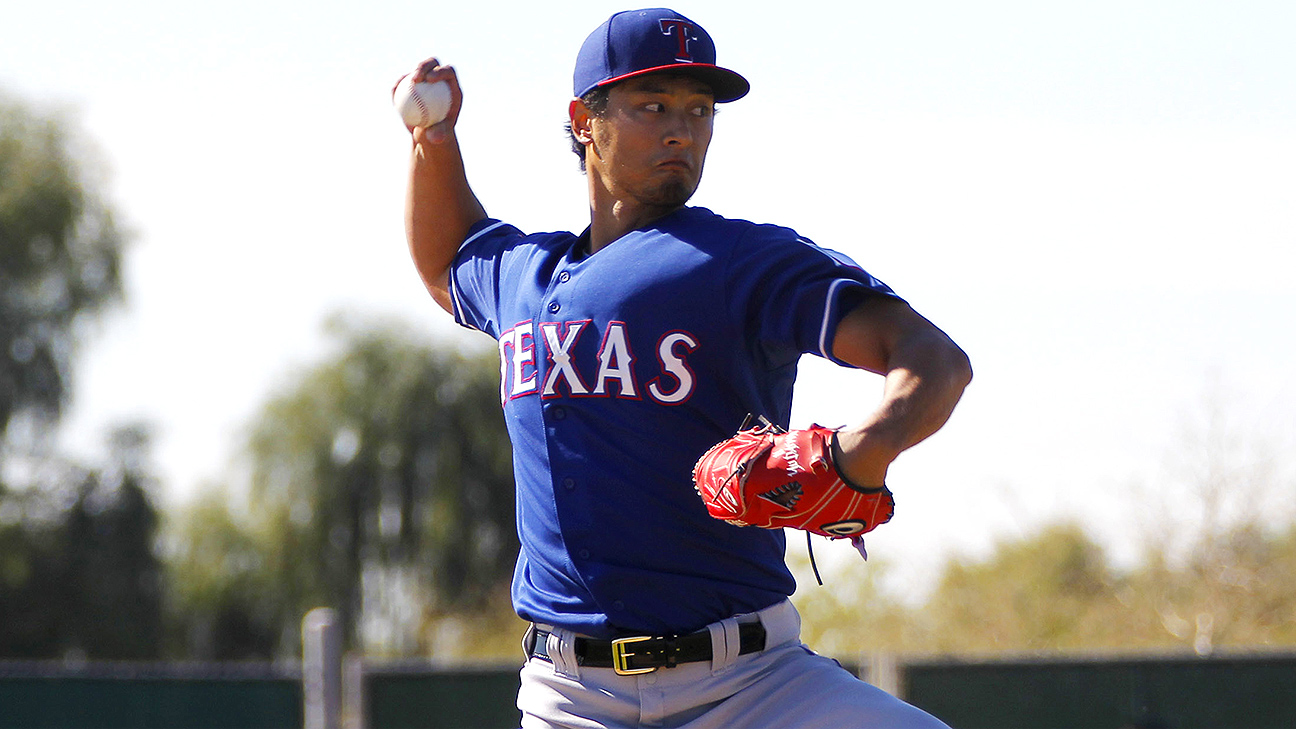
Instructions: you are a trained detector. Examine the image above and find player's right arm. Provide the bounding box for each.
[402,59,487,313]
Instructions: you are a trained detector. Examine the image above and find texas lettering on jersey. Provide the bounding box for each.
[497,320,699,406]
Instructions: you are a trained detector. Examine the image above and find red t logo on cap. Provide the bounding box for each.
[659,19,697,62]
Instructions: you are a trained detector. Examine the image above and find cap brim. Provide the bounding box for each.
[584,63,750,103]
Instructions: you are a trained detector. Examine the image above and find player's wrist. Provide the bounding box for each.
[827,431,885,493]
[413,122,457,148]
[829,426,894,491]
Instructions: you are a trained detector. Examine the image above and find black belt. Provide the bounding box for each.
[526,622,767,676]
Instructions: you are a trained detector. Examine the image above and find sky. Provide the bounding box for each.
[3,1,1294,598]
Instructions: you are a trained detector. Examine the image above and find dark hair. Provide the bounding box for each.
[565,85,612,172]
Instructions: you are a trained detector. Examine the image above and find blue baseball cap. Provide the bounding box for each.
[574,8,750,103]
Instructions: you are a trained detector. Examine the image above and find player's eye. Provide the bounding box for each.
[644,102,664,112]
[691,105,714,117]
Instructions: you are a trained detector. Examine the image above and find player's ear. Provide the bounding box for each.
[569,98,595,145]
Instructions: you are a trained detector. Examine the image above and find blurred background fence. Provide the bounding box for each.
[0,661,302,729]
[899,650,1296,729]
[2,630,1295,729]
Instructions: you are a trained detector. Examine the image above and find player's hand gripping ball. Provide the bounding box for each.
[393,74,452,128]
[693,419,894,539]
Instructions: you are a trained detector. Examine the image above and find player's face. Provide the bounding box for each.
[588,75,715,209]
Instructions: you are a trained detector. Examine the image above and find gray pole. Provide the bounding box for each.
[303,607,343,729]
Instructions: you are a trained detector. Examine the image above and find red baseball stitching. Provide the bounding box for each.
[412,87,430,124]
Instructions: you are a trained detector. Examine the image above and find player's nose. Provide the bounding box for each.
[662,111,694,147]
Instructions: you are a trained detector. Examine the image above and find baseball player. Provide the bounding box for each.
[402,8,971,728]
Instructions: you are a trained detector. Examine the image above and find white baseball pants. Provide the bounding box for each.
[517,599,950,729]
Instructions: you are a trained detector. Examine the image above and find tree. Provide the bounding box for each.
[0,92,125,441]
[163,489,286,659]
[919,523,1124,652]
[0,425,166,659]
[168,317,519,658]
[0,90,150,660]
[1116,379,1296,654]
[1121,521,1296,654]
[790,551,924,658]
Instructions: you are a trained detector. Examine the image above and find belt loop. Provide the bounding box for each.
[521,624,537,662]
[547,627,581,680]
[708,616,743,674]
[758,598,801,649]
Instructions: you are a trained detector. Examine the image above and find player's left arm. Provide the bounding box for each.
[828,295,973,488]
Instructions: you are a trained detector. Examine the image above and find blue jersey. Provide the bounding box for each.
[448,206,897,639]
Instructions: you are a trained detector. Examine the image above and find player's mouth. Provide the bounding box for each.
[656,158,693,172]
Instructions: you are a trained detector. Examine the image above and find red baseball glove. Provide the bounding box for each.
[692,418,894,540]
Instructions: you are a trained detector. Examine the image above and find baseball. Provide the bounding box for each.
[394,75,452,128]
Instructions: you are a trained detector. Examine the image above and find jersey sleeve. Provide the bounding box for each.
[447,218,525,339]
[727,225,900,368]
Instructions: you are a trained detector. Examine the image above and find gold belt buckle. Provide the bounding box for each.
[611,636,657,676]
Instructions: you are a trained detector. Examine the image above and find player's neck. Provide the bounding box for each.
[588,204,680,253]
[587,182,683,254]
